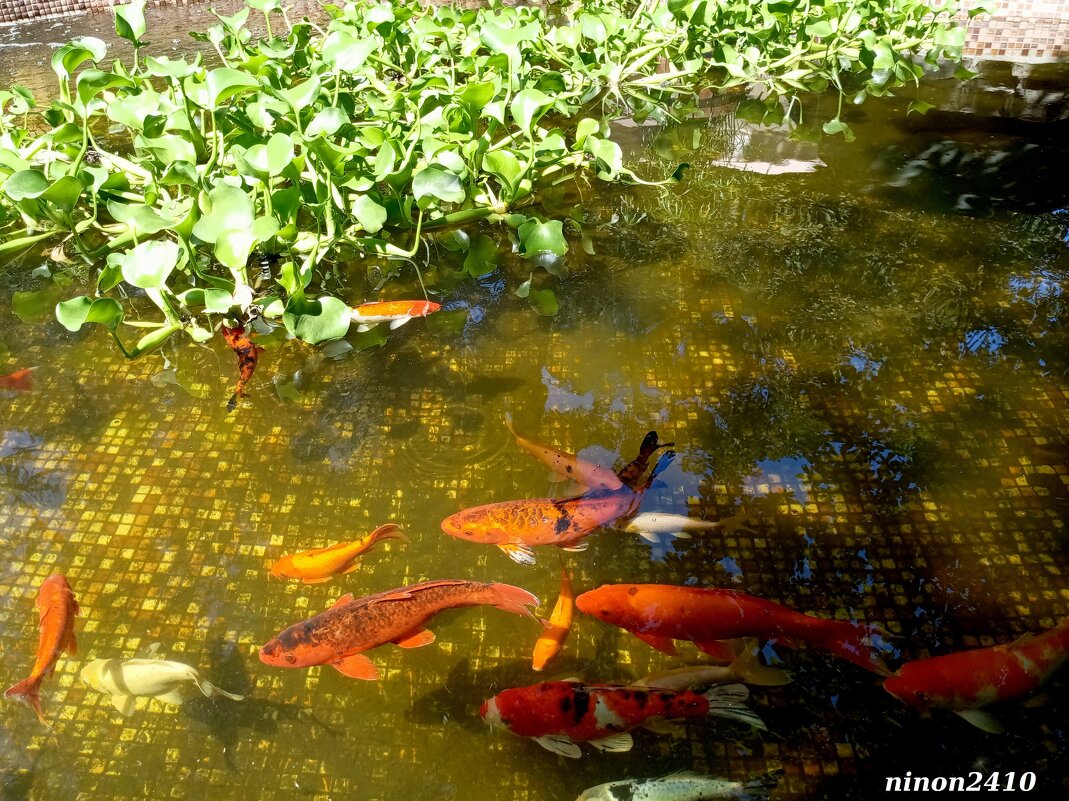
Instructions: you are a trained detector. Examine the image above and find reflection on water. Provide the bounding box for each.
[1,31,1068,801]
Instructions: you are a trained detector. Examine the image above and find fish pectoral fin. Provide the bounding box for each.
[152,688,187,706]
[393,628,436,649]
[954,709,1005,734]
[694,639,737,662]
[65,630,78,657]
[110,694,137,717]
[633,632,679,655]
[642,718,683,735]
[388,316,412,330]
[302,577,333,585]
[331,653,379,681]
[499,543,536,565]
[533,735,583,758]
[558,541,589,553]
[355,323,375,332]
[635,530,660,543]
[340,562,363,576]
[589,732,634,752]
[670,531,692,539]
[329,593,355,609]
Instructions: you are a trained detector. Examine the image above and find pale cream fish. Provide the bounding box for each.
[80,658,244,717]
[576,771,780,801]
[624,510,755,542]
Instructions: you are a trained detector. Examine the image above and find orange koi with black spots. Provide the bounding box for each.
[221,325,264,412]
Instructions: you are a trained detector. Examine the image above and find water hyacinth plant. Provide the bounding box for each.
[0,0,991,355]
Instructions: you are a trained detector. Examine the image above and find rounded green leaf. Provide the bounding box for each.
[145,55,201,80]
[518,218,567,257]
[528,288,559,317]
[322,30,376,72]
[306,106,347,138]
[114,0,147,44]
[510,87,552,134]
[56,296,124,332]
[193,185,255,243]
[283,295,351,344]
[352,194,388,234]
[206,68,261,108]
[51,37,107,81]
[412,165,465,205]
[120,239,180,289]
[3,170,49,201]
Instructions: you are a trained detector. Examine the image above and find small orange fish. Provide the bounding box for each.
[532,565,573,671]
[350,300,440,332]
[5,573,79,723]
[0,367,34,391]
[505,417,623,490]
[221,325,264,412]
[270,524,407,584]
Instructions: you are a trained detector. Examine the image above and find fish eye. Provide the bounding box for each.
[284,654,296,664]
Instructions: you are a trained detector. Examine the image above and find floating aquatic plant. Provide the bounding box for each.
[0,0,991,355]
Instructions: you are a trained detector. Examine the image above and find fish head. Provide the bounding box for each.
[882,671,934,710]
[440,511,505,544]
[269,559,293,580]
[575,585,639,627]
[258,637,301,667]
[36,573,76,612]
[479,695,503,728]
[418,301,441,317]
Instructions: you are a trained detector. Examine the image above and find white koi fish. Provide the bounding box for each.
[624,510,754,543]
[576,771,779,801]
[80,658,244,717]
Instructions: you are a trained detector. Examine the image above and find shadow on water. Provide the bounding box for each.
[182,637,342,771]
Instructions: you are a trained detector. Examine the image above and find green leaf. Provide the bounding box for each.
[805,20,835,39]
[13,281,68,323]
[135,133,197,166]
[40,175,85,213]
[352,194,388,233]
[907,100,935,115]
[193,185,255,243]
[528,287,559,316]
[306,106,347,138]
[283,295,351,344]
[279,75,321,112]
[120,239,180,289]
[517,218,567,257]
[3,170,49,201]
[412,165,465,205]
[322,30,376,72]
[145,55,200,80]
[56,296,123,332]
[822,118,856,142]
[76,69,134,107]
[458,79,497,115]
[585,136,623,179]
[510,87,552,134]
[463,234,498,277]
[483,150,525,199]
[108,201,177,235]
[114,0,147,44]
[205,67,261,108]
[51,37,107,81]
[241,132,294,177]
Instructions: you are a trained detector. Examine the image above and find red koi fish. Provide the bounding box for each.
[480,680,764,758]
[576,583,890,674]
[0,367,34,391]
[221,325,264,412]
[883,617,1069,733]
[259,580,538,680]
[441,432,674,565]
[350,300,440,332]
[270,523,407,584]
[5,573,79,723]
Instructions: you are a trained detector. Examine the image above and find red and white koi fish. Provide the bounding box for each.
[5,573,79,723]
[259,580,538,680]
[883,617,1069,733]
[481,680,764,758]
[350,300,441,332]
[441,432,674,565]
[0,367,34,391]
[576,583,890,674]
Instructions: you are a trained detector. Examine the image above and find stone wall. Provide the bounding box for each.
[0,0,1067,63]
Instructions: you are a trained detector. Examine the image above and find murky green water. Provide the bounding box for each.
[2,7,1069,801]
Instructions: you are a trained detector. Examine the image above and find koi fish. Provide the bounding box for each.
[441,432,674,565]
[632,640,790,689]
[882,617,1069,733]
[221,324,264,412]
[259,580,538,680]
[532,565,573,671]
[576,771,780,801]
[0,367,34,391]
[505,417,623,490]
[270,523,407,584]
[576,583,890,674]
[481,680,764,758]
[5,573,79,723]
[350,300,441,332]
[80,658,244,717]
[624,510,755,543]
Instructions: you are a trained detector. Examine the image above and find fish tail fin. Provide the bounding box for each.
[201,681,245,702]
[486,583,539,618]
[817,621,894,676]
[702,683,766,730]
[729,642,791,686]
[741,770,783,800]
[226,392,239,413]
[5,678,45,723]
[368,523,408,546]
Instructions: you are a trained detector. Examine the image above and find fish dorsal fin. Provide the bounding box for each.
[329,593,355,609]
[500,543,536,565]
[589,732,633,753]
[376,580,470,602]
[331,653,379,681]
[954,709,1005,734]
[659,771,707,781]
[996,632,1036,652]
[393,628,436,649]
[533,735,582,758]
[633,632,678,655]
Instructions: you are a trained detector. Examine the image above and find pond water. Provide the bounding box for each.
[1,7,1069,801]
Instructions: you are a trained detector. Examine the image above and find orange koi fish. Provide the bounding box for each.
[5,573,79,723]
[481,680,764,758]
[270,523,407,584]
[883,617,1069,733]
[221,325,264,412]
[532,565,573,671]
[505,417,622,490]
[350,300,440,332]
[441,432,674,565]
[0,367,34,391]
[259,580,538,680]
[576,583,890,674]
